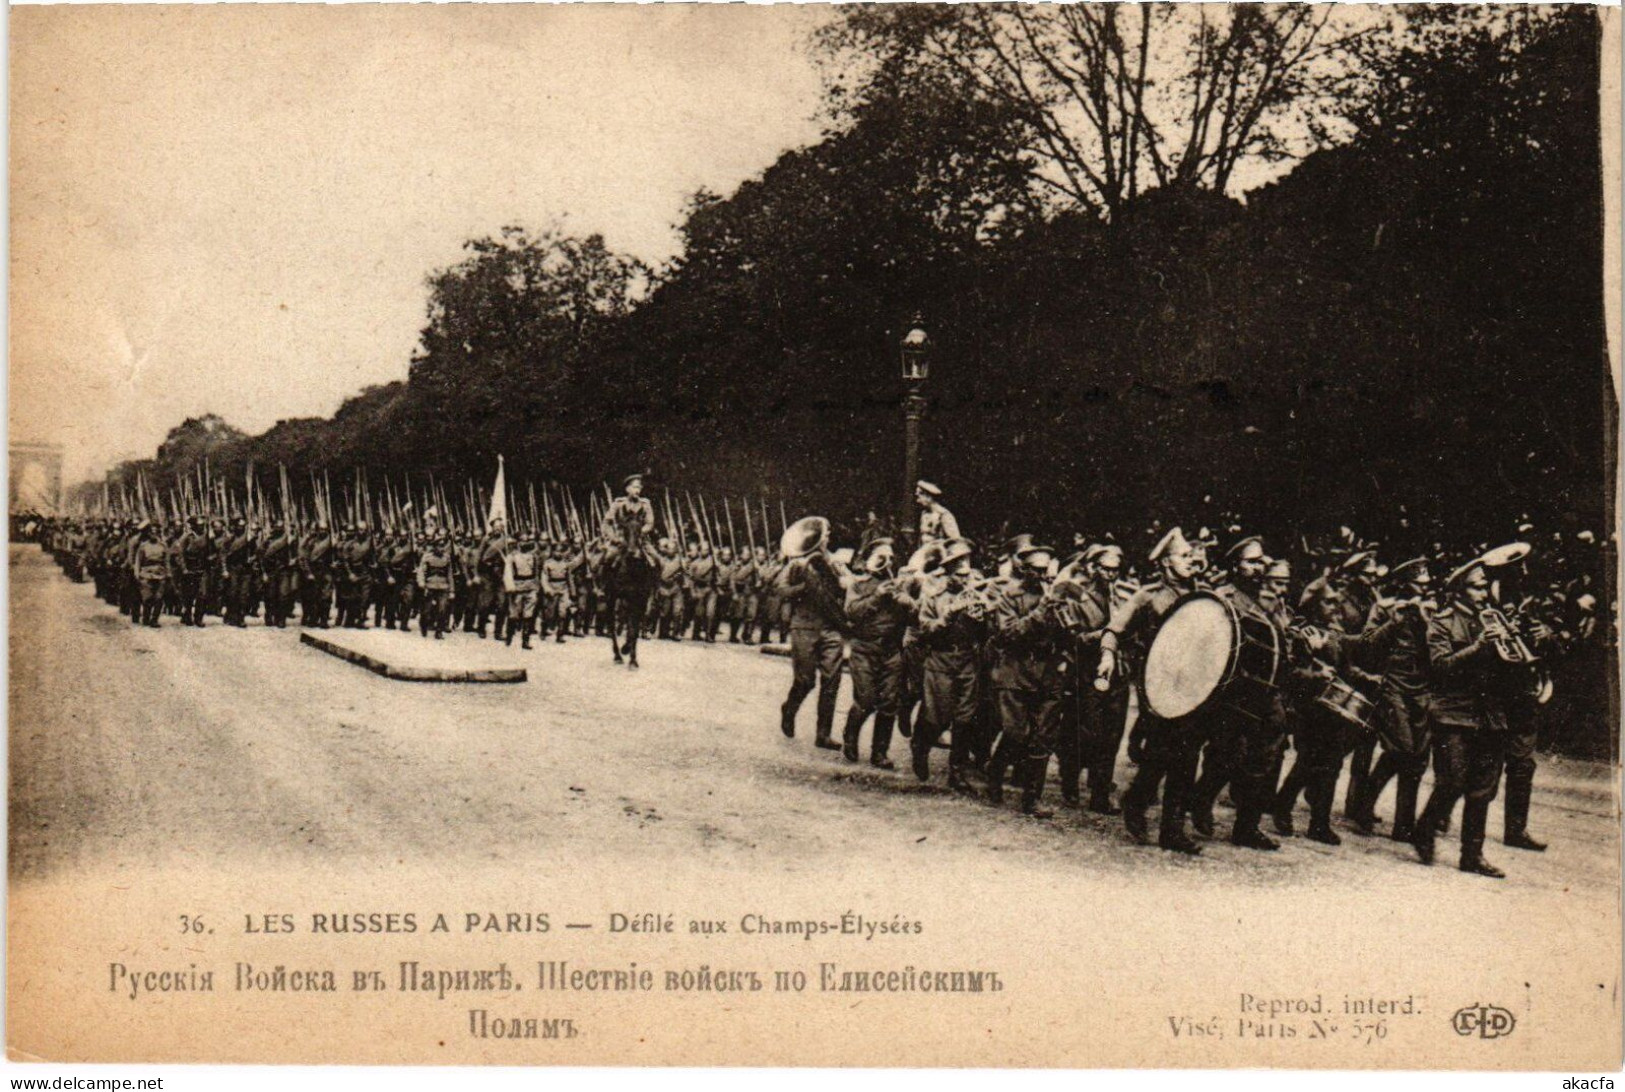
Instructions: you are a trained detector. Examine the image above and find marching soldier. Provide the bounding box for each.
[569,538,595,638]
[299,519,335,627]
[503,530,544,649]
[984,543,1068,818]
[415,530,456,639]
[841,540,914,769]
[726,545,758,643]
[1053,544,1130,813]
[386,530,421,631]
[652,538,686,640]
[1413,554,1518,878]
[476,519,511,640]
[170,516,212,627]
[455,531,482,633]
[910,538,984,792]
[542,537,577,643]
[1264,559,1353,844]
[757,544,788,644]
[260,519,300,628]
[1188,536,1275,839]
[337,522,376,629]
[687,540,719,642]
[1098,527,1208,854]
[220,516,260,628]
[1340,557,1436,841]
[713,544,737,642]
[777,517,849,750]
[131,521,170,628]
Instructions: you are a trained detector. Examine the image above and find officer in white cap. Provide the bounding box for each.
[914,481,960,545]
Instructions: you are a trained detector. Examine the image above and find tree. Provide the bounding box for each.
[819,3,1373,221]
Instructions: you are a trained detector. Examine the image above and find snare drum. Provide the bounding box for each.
[1141,591,1281,721]
[1313,674,1376,730]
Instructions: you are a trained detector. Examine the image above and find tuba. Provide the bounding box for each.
[780,516,829,560]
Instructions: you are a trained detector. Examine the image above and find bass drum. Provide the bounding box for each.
[1141,591,1281,721]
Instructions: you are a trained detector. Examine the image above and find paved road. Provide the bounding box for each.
[9,543,1616,894]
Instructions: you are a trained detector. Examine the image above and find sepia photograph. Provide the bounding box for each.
[6,1,1621,1072]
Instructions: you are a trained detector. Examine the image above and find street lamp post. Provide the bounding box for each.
[899,317,929,544]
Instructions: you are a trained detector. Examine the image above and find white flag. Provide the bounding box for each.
[487,455,508,528]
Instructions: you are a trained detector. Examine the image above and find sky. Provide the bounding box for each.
[9,5,831,483]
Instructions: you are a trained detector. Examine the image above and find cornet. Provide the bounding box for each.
[1479,607,1538,665]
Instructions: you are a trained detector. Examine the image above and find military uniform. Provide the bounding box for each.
[1184,581,1292,848]
[504,541,544,648]
[1106,577,1202,849]
[984,569,1069,815]
[841,571,914,767]
[455,537,482,632]
[221,524,260,627]
[1340,598,1434,839]
[416,539,455,639]
[911,572,985,788]
[687,550,720,642]
[777,553,849,748]
[132,533,170,627]
[299,528,336,627]
[476,530,511,638]
[653,547,686,640]
[542,547,577,642]
[260,526,299,628]
[335,531,375,629]
[1053,575,1128,811]
[1415,601,1511,875]
[170,523,212,626]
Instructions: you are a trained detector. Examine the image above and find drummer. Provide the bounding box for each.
[1188,537,1293,851]
[1340,557,1437,842]
[1098,526,1208,855]
[1266,558,1356,844]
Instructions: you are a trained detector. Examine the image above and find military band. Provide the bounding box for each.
[28,467,1605,881]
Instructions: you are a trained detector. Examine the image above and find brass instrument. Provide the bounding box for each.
[1479,606,1538,665]
[945,574,1008,619]
[1479,605,1554,704]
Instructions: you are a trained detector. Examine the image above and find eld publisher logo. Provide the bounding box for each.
[1452,1003,1516,1039]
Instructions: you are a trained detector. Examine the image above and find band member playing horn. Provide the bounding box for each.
[984,542,1067,818]
[841,539,915,769]
[1413,554,1517,878]
[1487,550,1559,852]
[895,541,945,743]
[1099,527,1208,854]
[911,537,985,792]
[777,517,850,751]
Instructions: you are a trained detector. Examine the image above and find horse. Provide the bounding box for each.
[602,546,658,669]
